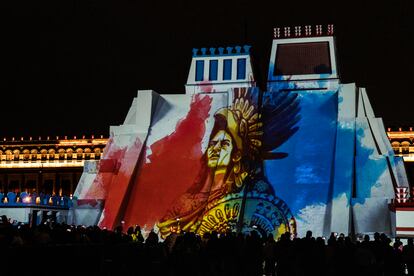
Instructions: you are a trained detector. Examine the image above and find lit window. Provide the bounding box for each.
[237,58,246,80]
[209,60,218,81]
[223,59,232,80]
[195,60,204,81]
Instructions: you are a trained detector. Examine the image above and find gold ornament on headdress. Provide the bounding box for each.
[230,88,263,156]
[215,88,263,188]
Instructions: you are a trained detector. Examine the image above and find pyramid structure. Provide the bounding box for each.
[71,25,410,238]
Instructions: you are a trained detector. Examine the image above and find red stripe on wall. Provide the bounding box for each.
[396,207,414,211]
[396,227,414,231]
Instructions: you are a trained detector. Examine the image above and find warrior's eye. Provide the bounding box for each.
[209,140,218,147]
[221,140,230,147]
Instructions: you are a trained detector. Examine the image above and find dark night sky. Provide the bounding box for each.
[2,0,413,138]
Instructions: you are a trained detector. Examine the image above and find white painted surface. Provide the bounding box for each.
[396,209,414,227]
[338,83,356,119]
[352,197,392,235]
[0,208,29,223]
[72,206,103,226]
[0,207,69,224]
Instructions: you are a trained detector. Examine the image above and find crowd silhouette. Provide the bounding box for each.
[0,215,413,276]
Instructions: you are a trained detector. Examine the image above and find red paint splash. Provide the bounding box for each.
[84,137,128,199]
[99,137,143,229]
[123,94,212,228]
[200,80,214,93]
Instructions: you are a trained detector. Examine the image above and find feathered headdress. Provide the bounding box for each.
[215,87,300,161]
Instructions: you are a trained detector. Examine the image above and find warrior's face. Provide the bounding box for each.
[206,130,233,169]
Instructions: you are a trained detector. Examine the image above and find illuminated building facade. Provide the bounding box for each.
[0,136,108,225]
[387,127,414,197]
[387,127,414,194]
[387,127,414,237]
[0,135,107,195]
[388,127,414,161]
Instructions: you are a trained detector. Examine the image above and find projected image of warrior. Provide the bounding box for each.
[158,88,300,239]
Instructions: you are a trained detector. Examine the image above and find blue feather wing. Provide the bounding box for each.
[261,91,301,155]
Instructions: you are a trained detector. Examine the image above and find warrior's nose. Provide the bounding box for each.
[213,141,221,151]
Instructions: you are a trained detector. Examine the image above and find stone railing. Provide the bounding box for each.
[0,136,108,163]
[0,192,73,209]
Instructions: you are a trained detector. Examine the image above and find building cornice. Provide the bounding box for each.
[0,135,109,166]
